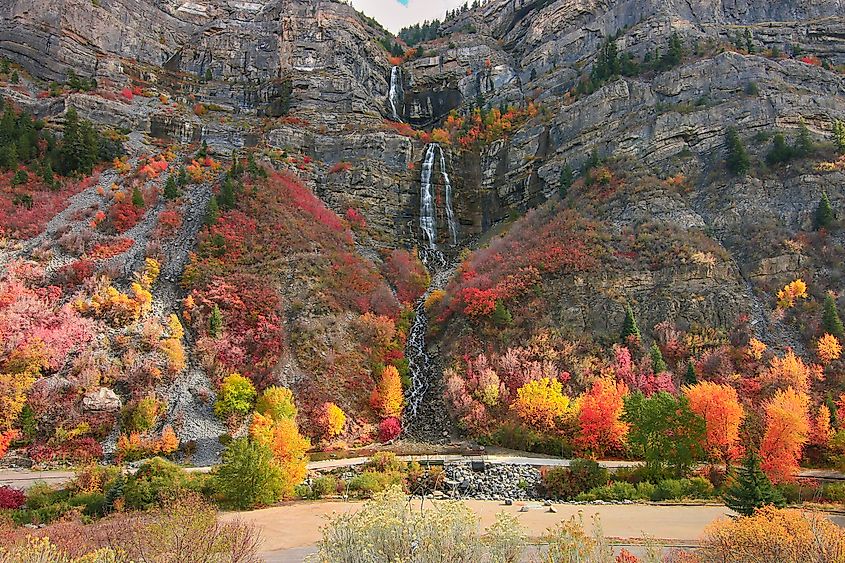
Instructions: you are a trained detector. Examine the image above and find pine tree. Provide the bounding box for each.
[209,304,223,338]
[650,343,667,373]
[620,303,641,342]
[219,176,236,210]
[164,175,178,199]
[794,122,814,157]
[177,167,188,187]
[559,164,573,200]
[205,195,219,226]
[131,186,144,207]
[822,293,845,340]
[723,450,786,516]
[833,120,845,154]
[815,191,835,230]
[825,392,839,429]
[766,133,792,165]
[725,127,750,176]
[685,359,698,385]
[104,473,127,512]
[744,28,755,54]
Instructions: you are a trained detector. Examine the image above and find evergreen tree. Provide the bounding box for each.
[723,450,786,516]
[725,127,750,176]
[209,304,223,338]
[822,293,845,340]
[584,148,601,173]
[205,195,219,226]
[620,303,641,342]
[833,120,845,154]
[559,164,573,200]
[744,28,755,54]
[650,343,667,373]
[10,71,18,84]
[204,68,212,82]
[815,191,835,230]
[825,392,839,429]
[131,186,144,207]
[177,167,188,187]
[104,473,127,513]
[661,32,683,69]
[794,122,814,156]
[491,301,512,327]
[40,161,55,189]
[766,132,793,165]
[219,176,236,210]
[685,359,698,385]
[164,174,178,200]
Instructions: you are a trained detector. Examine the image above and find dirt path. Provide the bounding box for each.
[221,499,735,559]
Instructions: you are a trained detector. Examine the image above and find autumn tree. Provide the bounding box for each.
[763,349,819,393]
[817,333,842,364]
[575,378,629,457]
[263,417,310,499]
[722,450,786,516]
[776,279,808,309]
[760,387,810,483]
[811,404,833,447]
[822,293,844,340]
[511,377,572,433]
[256,386,297,422]
[370,365,404,419]
[159,425,179,456]
[317,402,346,438]
[623,391,704,478]
[214,373,256,419]
[685,382,744,464]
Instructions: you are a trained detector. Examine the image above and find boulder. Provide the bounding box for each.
[82,387,122,413]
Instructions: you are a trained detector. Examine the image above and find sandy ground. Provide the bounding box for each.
[221,499,736,559]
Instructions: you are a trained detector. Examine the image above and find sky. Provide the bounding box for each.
[350,0,468,33]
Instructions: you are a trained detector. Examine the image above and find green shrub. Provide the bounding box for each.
[635,482,657,500]
[68,491,106,517]
[541,460,608,500]
[576,481,639,502]
[123,457,195,509]
[349,471,401,496]
[822,482,845,502]
[652,478,714,501]
[366,451,401,473]
[214,373,257,419]
[25,481,65,510]
[215,438,284,509]
[312,475,339,498]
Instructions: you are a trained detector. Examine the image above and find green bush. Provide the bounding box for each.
[215,438,284,509]
[214,373,257,419]
[25,482,65,510]
[123,457,197,509]
[652,478,714,501]
[822,482,845,502]
[312,475,339,498]
[68,491,106,517]
[365,451,401,473]
[541,460,609,500]
[349,471,401,497]
[635,482,657,500]
[576,481,640,502]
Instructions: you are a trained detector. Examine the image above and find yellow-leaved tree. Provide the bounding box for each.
[370,365,404,419]
[511,377,572,433]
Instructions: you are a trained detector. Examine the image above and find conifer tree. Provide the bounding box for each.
[559,164,573,200]
[620,303,641,342]
[131,186,144,207]
[164,175,178,200]
[209,304,223,338]
[833,120,845,154]
[685,359,698,385]
[219,176,236,210]
[650,343,667,373]
[205,195,220,226]
[725,127,750,176]
[795,122,814,156]
[825,392,839,429]
[815,191,835,230]
[822,293,845,340]
[723,450,786,516]
[177,167,188,187]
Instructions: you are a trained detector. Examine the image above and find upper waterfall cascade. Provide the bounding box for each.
[388,66,402,122]
[419,143,458,254]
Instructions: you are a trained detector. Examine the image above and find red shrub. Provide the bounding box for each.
[329,161,352,174]
[0,486,25,509]
[345,208,366,229]
[55,259,96,288]
[108,202,145,233]
[27,438,103,464]
[378,417,401,442]
[120,87,134,102]
[87,238,134,260]
[156,209,183,238]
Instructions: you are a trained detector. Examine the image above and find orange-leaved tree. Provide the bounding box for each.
[810,404,833,447]
[511,377,572,433]
[317,402,346,438]
[817,333,842,364]
[760,387,810,483]
[249,413,310,499]
[685,381,744,464]
[370,365,404,418]
[575,377,629,457]
[763,349,821,393]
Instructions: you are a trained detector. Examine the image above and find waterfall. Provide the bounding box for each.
[439,147,458,246]
[388,66,402,121]
[419,143,459,254]
[419,144,438,250]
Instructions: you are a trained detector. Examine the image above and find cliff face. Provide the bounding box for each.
[3,0,845,454]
